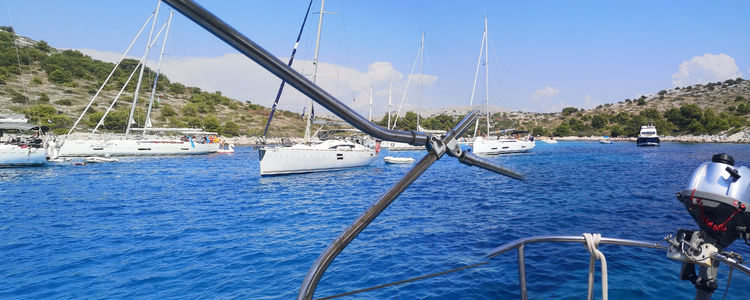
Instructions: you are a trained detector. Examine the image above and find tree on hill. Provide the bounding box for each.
[553,123,571,136]
[532,126,548,136]
[590,114,607,129]
[562,107,578,116]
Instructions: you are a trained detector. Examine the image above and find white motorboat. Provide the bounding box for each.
[599,136,613,144]
[259,139,377,175]
[541,138,558,144]
[384,156,415,164]
[637,125,660,146]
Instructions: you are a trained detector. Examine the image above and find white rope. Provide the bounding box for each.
[583,233,608,300]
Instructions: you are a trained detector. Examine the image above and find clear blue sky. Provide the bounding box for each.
[6,0,750,114]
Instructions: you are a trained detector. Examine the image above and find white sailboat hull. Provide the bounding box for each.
[259,140,377,175]
[381,141,424,151]
[0,144,46,167]
[56,139,219,157]
[384,156,415,164]
[470,137,535,155]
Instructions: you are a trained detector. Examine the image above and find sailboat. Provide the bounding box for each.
[0,113,47,167]
[381,33,428,152]
[258,0,376,176]
[0,18,48,167]
[52,4,219,158]
[465,16,534,155]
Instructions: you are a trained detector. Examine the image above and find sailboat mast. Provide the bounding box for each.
[417,32,424,130]
[65,13,154,141]
[126,0,161,136]
[484,16,490,134]
[387,80,392,129]
[368,86,373,122]
[305,0,326,143]
[143,10,173,136]
[391,39,422,130]
[472,16,487,137]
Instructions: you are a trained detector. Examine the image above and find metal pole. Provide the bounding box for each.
[387,80,392,128]
[369,86,373,122]
[417,32,424,130]
[126,0,161,136]
[298,151,439,299]
[297,110,481,300]
[304,0,325,143]
[144,10,173,135]
[518,244,527,300]
[161,0,427,146]
[484,16,490,134]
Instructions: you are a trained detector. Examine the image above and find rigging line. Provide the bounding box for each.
[125,0,161,137]
[314,261,490,300]
[471,16,487,137]
[261,0,315,143]
[6,2,33,120]
[487,32,506,112]
[391,40,423,130]
[143,10,174,135]
[63,12,155,143]
[91,22,169,135]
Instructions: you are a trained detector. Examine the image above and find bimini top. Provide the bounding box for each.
[639,125,658,137]
[0,113,28,123]
[0,122,36,131]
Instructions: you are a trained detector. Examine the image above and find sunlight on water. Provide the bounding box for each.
[1,142,749,298]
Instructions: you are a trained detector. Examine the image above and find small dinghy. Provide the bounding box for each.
[85,155,119,163]
[217,143,235,154]
[384,156,415,164]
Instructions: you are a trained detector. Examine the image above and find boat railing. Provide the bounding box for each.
[303,234,749,300]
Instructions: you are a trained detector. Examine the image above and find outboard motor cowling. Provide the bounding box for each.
[669,153,750,297]
[678,153,750,248]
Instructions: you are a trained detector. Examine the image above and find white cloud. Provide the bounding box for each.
[671,53,740,87]
[582,94,595,109]
[77,48,135,62]
[540,101,566,113]
[531,86,559,101]
[76,49,436,116]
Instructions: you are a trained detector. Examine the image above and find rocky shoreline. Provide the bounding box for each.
[221,129,750,145]
[66,130,750,146]
[545,129,750,144]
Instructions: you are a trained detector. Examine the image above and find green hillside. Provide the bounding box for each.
[501,79,750,137]
[0,27,306,137]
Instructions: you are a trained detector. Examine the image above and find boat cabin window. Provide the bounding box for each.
[330,144,354,149]
[281,138,293,147]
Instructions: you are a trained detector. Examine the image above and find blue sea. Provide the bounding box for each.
[2,141,750,299]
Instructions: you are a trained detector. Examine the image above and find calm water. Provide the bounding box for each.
[1,141,750,299]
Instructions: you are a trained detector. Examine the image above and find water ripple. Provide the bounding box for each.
[1,143,749,298]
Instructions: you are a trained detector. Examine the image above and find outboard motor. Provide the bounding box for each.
[668,153,750,298]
